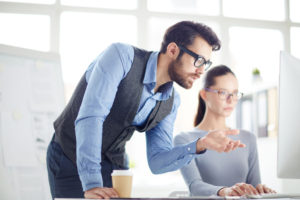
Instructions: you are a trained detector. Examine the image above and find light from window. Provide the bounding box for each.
[291,27,300,59]
[0,0,55,3]
[147,18,180,51]
[223,0,285,21]
[0,13,50,51]
[61,0,137,9]
[229,27,283,89]
[60,12,137,100]
[147,17,220,52]
[147,0,220,16]
[290,0,300,22]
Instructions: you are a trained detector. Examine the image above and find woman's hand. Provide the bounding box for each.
[218,183,259,196]
[256,184,276,194]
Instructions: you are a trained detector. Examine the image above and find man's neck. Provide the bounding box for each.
[154,53,172,93]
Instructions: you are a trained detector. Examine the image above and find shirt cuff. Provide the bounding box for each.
[79,172,103,191]
[187,139,207,154]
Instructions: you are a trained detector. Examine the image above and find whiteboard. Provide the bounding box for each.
[0,44,65,200]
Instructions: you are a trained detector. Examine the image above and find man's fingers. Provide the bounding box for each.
[85,192,101,199]
[96,188,119,199]
[224,129,240,135]
[85,187,119,199]
[231,140,246,149]
[203,129,245,153]
[106,188,119,197]
[225,140,246,152]
[224,142,234,152]
[238,143,246,148]
[231,141,239,150]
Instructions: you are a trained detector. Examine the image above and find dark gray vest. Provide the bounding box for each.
[53,46,174,168]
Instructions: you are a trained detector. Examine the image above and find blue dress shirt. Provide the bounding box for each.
[75,43,201,191]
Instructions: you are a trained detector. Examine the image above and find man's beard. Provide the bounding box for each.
[168,59,193,89]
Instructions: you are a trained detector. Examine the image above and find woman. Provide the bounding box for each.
[174,65,275,196]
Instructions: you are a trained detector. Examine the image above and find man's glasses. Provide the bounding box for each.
[205,88,244,101]
[178,45,212,71]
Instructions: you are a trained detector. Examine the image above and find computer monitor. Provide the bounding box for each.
[277,51,300,179]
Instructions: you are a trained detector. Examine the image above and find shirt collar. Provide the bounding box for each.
[143,52,173,100]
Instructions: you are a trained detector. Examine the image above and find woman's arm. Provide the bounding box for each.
[174,134,224,196]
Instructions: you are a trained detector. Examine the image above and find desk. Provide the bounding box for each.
[55,198,227,200]
[55,197,300,200]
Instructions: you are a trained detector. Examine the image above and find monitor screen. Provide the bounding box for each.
[277,51,300,179]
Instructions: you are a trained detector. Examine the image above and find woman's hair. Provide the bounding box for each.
[160,21,221,58]
[194,65,236,126]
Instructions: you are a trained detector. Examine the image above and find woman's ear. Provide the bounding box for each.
[200,89,207,101]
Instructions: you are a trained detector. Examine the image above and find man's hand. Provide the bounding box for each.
[256,184,276,194]
[218,183,259,196]
[84,187,119,199]
[196,129,246,153]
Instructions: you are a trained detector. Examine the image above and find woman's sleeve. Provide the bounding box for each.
[174,134,224,196]
[246,133,261,187]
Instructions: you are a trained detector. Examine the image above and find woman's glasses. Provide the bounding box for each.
[205,88,243,101]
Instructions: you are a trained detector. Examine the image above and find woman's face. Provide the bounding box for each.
[204,73,240,118]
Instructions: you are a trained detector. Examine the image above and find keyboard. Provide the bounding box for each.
[247,193,300,199]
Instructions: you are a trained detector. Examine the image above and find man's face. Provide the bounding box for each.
[169,37,213,89]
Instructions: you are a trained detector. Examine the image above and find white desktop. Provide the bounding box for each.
[277,51,300,179]
[274,51,300,195]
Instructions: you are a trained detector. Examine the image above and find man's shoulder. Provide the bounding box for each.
[110,42,134,54]
[105,42,135,65]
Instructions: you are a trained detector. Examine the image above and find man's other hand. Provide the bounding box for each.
[84,187,119,199]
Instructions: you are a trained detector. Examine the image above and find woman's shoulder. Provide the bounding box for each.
[239,129,256,139]
[237,129,257,146]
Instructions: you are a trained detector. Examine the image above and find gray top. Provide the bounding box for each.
[174,129,261,196]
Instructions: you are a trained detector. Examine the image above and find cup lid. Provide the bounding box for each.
[111,169,133,176]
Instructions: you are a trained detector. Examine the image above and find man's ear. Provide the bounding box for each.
[166,42,180,59]
[200,89,207,101]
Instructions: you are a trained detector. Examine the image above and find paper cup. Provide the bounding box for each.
[111,169,133,198]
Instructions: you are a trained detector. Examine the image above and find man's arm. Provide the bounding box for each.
[146,92,245,174]
[75,43,134,192]
[146,91,200,173]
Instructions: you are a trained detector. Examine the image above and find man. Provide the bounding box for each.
[47,21,245,199]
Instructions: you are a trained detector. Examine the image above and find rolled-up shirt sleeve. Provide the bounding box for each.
[75,43,134,191]
[146,92,205,174]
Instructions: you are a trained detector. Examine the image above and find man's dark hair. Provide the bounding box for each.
[160,21,221,56]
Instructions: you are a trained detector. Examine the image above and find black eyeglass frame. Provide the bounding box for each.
[178,45,212,70]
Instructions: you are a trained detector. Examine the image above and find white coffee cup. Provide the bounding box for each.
[111,169,133,198]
